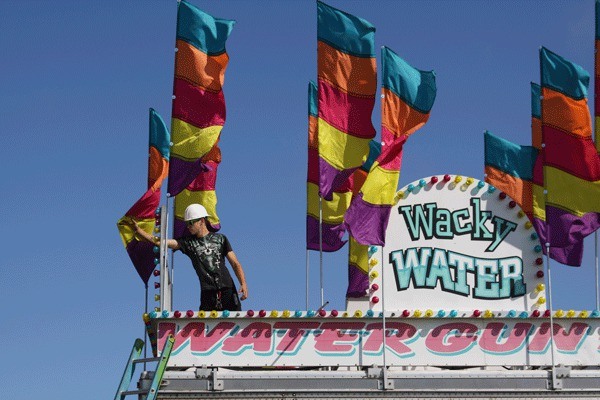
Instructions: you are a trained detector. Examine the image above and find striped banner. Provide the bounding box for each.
[169,1,234,236]
[345,47,436,246]
[317,1,376,201]
[484,131,537,218]
[540,47,600,266]
[596,0,600,151]
[118,109,170,284]
[530,83,583,264]
[347,140,381,298]
[531,83,549,253]
[307,81,351,252]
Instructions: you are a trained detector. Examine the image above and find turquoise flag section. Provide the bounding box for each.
[361,140,381,173]
[484,131,537,181]
[596,0,600,39]
[317,1,375,57]
[177,0,235,55]
[530,82,541,119]
[381,46,436,114]
[308,81,317,117]
[540,47,589,100]
[149,108,170,160]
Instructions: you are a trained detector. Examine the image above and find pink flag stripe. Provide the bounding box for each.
[317,80,377,139]
[172,78,225,129]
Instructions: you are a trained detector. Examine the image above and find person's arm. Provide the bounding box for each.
[226,251,248,300]
[130,220,180,250]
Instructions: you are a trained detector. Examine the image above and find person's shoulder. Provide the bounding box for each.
[177,235,195,245]
[210,232,229,244]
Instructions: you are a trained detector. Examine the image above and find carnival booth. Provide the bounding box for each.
[114,1,600,399]
[114,176,600,399]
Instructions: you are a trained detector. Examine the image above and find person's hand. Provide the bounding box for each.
[239,283,248,300]
[126,218,140,233]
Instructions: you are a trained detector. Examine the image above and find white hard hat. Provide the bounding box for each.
[184,204,209,221]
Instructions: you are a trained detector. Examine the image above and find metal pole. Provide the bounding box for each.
[594,231,600,310]
[144,284,148,369]
[306,249,310,310]
[159,201,171,311]
[594,5,600,312]
[319,196,324,308]
[165,198,173,310]
[538,62,557,387]
[380,247,388,390]
[545,242,558,388]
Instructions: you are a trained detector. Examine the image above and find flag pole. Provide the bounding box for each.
[166,195,173,310]
[305,249,310,310]
[545,241,557,383]
[594,0,599,313]
[319,196,324,308]
[380,246,388,389]
[594,231,600,310]
[144,283,148,369]
[539,76,558,386]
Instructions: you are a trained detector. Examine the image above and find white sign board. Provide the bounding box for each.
[369,176,545,313]
[155,317,598,367]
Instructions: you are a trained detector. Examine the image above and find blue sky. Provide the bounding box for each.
[1,1,598,398]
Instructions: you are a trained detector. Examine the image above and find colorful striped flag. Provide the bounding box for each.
[540,47,600,266]
[345,47,436,246]
[307,81,352,252]
[596,0,600,151]
[118,109,170,284]
[169,1,234,236]
[487,83,583,265]
[317,1,376,201]
[531,82,550,252]
[347,140,381,298]
[484,131,537,219]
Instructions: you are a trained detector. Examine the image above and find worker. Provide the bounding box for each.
[131,203,248,311]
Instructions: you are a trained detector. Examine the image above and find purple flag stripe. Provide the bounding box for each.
[344,193,392,246]
[167,157,208,196]
[306,215,347,252]
[318,157,357,201]
[346,264,369,298]
[126,240,157,284]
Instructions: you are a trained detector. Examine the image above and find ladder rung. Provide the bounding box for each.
[133,357,161,363]
[121,389,148,396]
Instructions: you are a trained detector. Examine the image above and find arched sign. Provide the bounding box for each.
[368,175,545,313]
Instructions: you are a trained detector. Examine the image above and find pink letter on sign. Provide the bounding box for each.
[363,322,418,357]
[425,323,478,355]
[529,323,590,354]
[274,322,320,355]
[190,322,236,354]
[314,322,365,354]
[479,322,532,354]
[222,322,273,355]
[157,322,177,351]
[157,322,236,354]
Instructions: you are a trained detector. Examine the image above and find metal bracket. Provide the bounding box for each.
[547,365,571,390]
[366,367,381,378]
[368,367,395,390]
[378,378,395,390]
[194,366,211,379]
[209,371,224,391]
[195,366,224,391]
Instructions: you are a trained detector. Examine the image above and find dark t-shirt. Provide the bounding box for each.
[176,233,235,291]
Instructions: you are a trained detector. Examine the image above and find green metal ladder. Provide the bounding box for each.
[114,335,175,400]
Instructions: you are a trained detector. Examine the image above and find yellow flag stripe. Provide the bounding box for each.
[544,166,600,217]
[170,118,222,161]
[317,118,371,170]
[361,163,399,205]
